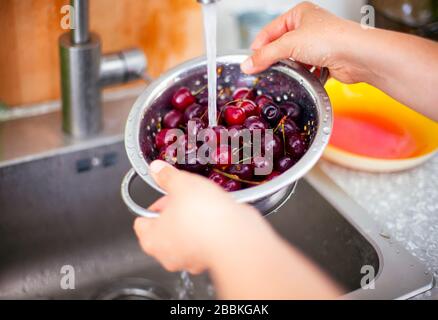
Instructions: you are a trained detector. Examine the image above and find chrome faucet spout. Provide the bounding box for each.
[59,0,147,138]
[197,0,220,4]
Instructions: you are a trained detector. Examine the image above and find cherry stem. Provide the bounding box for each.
[193,84,208,96]
[213,169,261,185]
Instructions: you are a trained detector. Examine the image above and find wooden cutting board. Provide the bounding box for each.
[0,0,203,107]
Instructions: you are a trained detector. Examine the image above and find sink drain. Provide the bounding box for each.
[94,278,172,300]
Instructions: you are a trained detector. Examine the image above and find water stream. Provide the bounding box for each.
[201,2,218,127]
[175,1,219,301]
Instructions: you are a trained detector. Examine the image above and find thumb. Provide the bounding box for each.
[149,160,187,194]
[241,32,299,75]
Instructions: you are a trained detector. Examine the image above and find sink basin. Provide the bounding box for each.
[0,93,433,299]
[0,138,432,299]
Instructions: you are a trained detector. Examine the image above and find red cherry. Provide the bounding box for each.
[223,179,242,192]
[208,172,229,188]
[265,171,281,181]
[239,100,259,117]
[155,129,178,150]
[286,133,307,158]
[255,94,273,108]
[171,87,196,110]
[224,105,247,126]
[233,87,254,100]
[213,145,232,169]
[163,109,183,129]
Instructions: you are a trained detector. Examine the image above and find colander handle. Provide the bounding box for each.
[121,169,160,219]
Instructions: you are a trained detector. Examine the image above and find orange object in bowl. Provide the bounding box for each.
[324,79,438,172]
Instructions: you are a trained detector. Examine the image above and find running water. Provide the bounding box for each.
[201,2,218,127]
[177,271,195,300]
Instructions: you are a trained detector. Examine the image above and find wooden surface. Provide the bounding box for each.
[0,0,203,107]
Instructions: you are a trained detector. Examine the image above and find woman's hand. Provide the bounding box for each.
[134,160,341,299]
[241,1,438,121]
[241,2,368,84]
[133,160,265,275]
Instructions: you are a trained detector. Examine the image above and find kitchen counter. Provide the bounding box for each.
[319,155,438,299]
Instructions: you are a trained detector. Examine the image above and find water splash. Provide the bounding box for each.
[177,271,195,300]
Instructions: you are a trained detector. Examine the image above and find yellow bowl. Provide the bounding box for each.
[324,79,438,172]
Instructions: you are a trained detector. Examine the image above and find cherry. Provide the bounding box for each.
[158,145,177,164]
[252,156,274,177]
[265,171,281,181]
[277,118,300,137]
[244,116,268,132]
[177,156,206,174]
[208,172,229,188]
[262,134,283,158]
[224,105,247,126]
[261,102,282,126]
[228,164,254,180]
[163,109,183,129]
[280,102,301,119]
[286,133,307,158]
[177,134,197,155]
[239,100,259,117]
[187,117,206,138]
[212,145,232,169]
[155,129,178,150]
[275,156,295,173]
[184,103,206,122]
[171,87,196,110]
[228,125,245,140]
[223,179,242,192]
[233,87,255,100]
[255,94,273,108]
[208,125,227,145]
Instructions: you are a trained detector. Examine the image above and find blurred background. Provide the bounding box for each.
[2,0,437,109]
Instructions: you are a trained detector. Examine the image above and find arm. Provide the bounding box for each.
[241,1,438,122]
[134,160,341,299]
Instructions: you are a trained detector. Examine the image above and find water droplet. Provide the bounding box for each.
[377,231,391,241]
[322,127,331,135]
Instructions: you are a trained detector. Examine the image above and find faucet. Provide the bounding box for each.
[197,0,220,3]
[59,0,147,138]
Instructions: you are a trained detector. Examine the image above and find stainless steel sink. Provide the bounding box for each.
[0,92,433,300]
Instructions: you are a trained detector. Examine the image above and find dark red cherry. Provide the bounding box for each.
[255,94,273,108]
[228,164,254,180]
[158,145,178,164]
[223,179,242,192]
[261,103,282,126]
[177,134,197,154]
[277,118,300,137]
[208,172,229,188]
[224,105,247,126]
[286,133,307,158]
[184,103,207,122]
[252,156,274,177]
[177,155,205,174]
[280,102,301,119]
[233,87,255,100]
[208,125,227,145]
[212,145,232,169]
[265,171,281,181]
[187,117,206,138]
[244,116,268,132]
[155,129,178,150]
[163,109,183,129]
[239,100,259,117]
[262,134,283,158]
[275,156,295,173]
[171,87,196,110]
